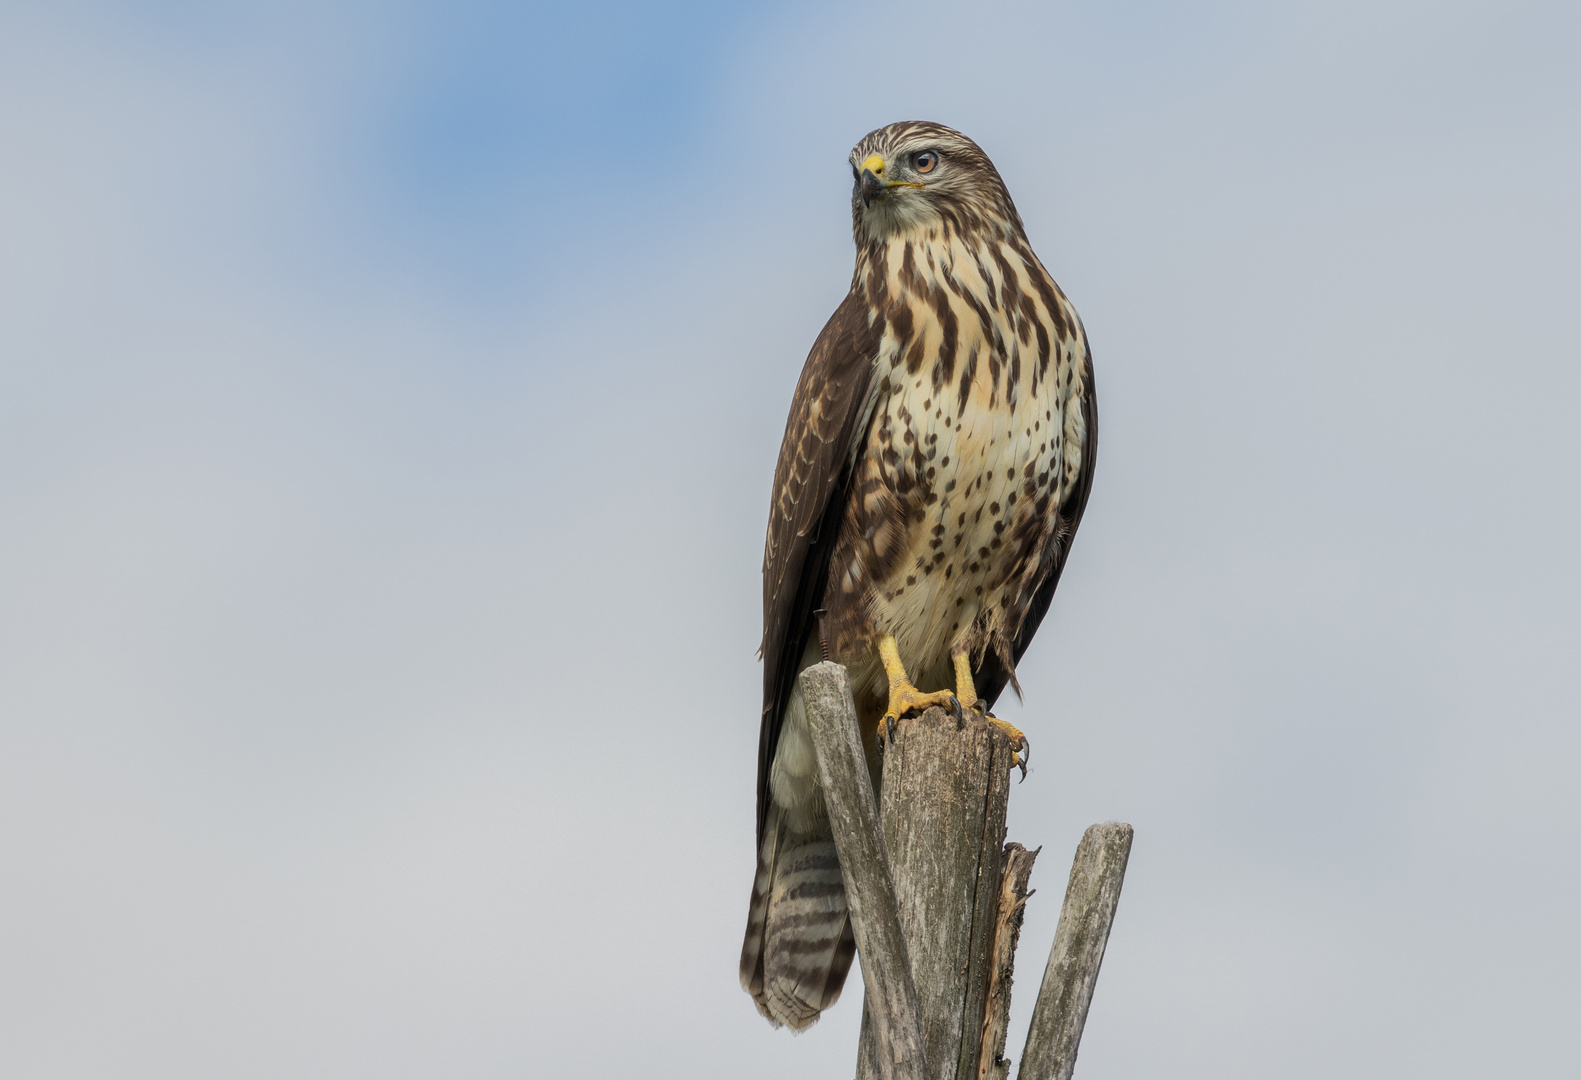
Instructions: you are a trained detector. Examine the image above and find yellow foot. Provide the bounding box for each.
[882,680,959,726]
[990,715,1030,775]
[961,694,1030,780]
[951,652,1029,779]
[876,634,957,736]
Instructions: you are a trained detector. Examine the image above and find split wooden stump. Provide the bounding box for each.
[798,663,1133,1080]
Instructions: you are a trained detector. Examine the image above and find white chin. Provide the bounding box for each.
[864,197,930,236]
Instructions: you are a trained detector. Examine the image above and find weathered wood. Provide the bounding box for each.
[856,706,1017,1080]
[1016,822,1134,1080]
[976,843,1040,1080]
[799,663,930,1080]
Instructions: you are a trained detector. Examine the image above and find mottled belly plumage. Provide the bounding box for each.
[823,233,1087,712]
[867,382,1060,690]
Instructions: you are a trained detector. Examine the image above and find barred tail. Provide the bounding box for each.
[739,801,856,1030]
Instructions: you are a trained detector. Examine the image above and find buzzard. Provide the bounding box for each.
[740,121,1097,1031]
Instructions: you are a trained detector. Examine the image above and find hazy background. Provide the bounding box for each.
[2,1,1577,1076]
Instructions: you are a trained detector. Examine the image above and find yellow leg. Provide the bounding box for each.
[878,635,957,725]
[952,651,982,711]
[951,649,1029,776]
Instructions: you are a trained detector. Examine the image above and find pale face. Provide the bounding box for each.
[846,123,1014,240]
[851,142,937,232]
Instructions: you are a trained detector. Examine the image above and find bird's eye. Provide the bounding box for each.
[913,151,939,174]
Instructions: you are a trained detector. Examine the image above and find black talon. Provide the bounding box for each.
[885,714,897,745]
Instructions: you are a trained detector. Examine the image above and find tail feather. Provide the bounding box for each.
[740,803,855,1030]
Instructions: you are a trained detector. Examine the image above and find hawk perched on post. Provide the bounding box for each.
[739,121,1097,1031]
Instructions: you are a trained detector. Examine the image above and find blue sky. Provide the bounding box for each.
[2,2,1579,1078]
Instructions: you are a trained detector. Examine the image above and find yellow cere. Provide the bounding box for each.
[861,153,885,175]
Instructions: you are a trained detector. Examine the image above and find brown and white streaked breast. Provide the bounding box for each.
[837,224,1089,698]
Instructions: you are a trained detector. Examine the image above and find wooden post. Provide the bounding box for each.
[855,706,1017,1080]
[1016,823,1134,1080]
[799,662,1132,1080]
[799,663,930,1080]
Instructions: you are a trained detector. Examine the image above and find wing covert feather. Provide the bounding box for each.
[755,290,883,839]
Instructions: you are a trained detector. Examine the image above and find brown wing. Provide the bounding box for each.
[756,289,884,841]
[976,336,1098,709]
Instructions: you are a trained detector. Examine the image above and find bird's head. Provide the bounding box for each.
[848,121,1022,242]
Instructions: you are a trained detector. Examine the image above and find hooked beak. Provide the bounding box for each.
[860,168,884,207]
[859,153,887,208]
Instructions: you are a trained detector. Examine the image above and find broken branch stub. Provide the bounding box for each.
[1016,822,1134,1080]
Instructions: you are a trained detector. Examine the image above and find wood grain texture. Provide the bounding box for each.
[855,706,1017,1080]
[799,663,929,1080]
[976,843,1039,1080]
[1016,823,1134,1080]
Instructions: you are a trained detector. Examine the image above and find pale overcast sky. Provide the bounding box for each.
[2,2,1577,1077]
